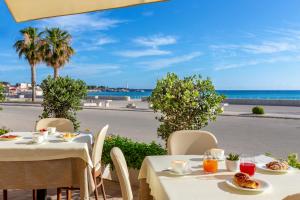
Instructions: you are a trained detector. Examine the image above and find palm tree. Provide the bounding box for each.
[14,27,43,102]
[42,28,74,78]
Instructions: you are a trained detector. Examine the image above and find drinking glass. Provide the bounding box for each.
[240,154,256,176]
[203,151,218,173]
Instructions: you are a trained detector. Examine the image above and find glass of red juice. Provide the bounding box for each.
[240,155,256,176]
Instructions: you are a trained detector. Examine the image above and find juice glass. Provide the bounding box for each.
[203,152,218,173]
[240,155,256,176]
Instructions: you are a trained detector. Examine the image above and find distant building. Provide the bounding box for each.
[18,83,31,90]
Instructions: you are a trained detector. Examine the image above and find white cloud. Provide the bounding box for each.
[134,35,177,48]
[60,63,121,77]
[242,42,297,54]
[116,49,171,58]
[97,36,117,46]
[142,11,154,17]
[139,51,202,70]
[0,64,28,72]
[38,13,124,32]
[77,36,117,51]
[214,55,300,71]
[210,41,298,54]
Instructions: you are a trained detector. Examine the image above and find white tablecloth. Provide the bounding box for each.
[139,155,300,200]
[0,132,94,199]
[0,132,93,166]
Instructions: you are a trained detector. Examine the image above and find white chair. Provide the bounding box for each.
[110,147,133,200]
[167,130,218,155]
[60,125,109,200]
[35,118,74,132]
[91,124,109,200]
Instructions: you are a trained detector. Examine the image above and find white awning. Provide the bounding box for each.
[5,0,167,22]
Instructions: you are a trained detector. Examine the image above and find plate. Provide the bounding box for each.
[256,163,292,173]
[165,167,192,176]
[29,140,46,145]
[225,178,271,193]
[58,133,79,142]
[62,137,75,142]
[0,136,21,141]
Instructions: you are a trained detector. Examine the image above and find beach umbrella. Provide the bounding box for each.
[5,0,167,22]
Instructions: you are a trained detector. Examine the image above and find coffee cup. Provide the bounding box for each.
[210,148,225,159]
[171,160,187,173]
[47,127,56,134]
[32,133,44,144]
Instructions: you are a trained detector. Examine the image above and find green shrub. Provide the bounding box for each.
[252,106,264,114]
[287,153,300,169]
[102,135,166,169]
[0,127,11,136]
[0,84,5,102]
[149,73,225,143]
[40,76,87,130]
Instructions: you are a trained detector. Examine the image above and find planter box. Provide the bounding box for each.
[101,164,140,187]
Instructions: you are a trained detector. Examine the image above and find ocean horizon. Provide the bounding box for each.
[88,90,300,100]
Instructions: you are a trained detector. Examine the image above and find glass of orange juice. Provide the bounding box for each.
[203,152,218,173]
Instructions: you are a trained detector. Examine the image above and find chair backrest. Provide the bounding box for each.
[92,125,109,168]
[35,118,74,132]
[167,130,218,155]
[110,147,133,200]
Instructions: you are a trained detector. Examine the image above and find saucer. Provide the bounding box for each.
[165,167,192,176]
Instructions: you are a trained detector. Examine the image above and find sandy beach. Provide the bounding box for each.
[0,103,299,158]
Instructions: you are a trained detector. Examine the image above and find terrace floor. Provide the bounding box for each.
[0,180,138,200]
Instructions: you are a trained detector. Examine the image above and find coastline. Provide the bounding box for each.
[5,95,300,107]
[2,100,300,120]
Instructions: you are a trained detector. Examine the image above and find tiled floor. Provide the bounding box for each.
[0,180,139,200]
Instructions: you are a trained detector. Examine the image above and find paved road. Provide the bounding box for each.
[0,105,299,158]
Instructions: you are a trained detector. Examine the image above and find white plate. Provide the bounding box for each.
[225,178,271,193]
[62,137,75,142]
[165,167,192,176]
[0,136,21,141]
[257,163,292,173]
[30,140,46,145]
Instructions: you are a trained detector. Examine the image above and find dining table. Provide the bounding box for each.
[138,155,300,200]
[0,131,95,200]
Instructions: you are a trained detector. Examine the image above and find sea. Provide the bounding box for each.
[88,90,300,100]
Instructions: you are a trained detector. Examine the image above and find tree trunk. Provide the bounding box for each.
[31,65,36,102]
[54,67,59,79]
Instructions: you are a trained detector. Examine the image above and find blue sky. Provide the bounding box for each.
[1,0,300,89]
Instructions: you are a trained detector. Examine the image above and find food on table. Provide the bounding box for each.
[0,135,18,139]
[266,160,289,171]
[62,133,77,138]
[233,172,260,189]
[39,128,47,132]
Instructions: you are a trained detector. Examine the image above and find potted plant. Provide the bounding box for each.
[149,73,224,144]
[226,153,240,172]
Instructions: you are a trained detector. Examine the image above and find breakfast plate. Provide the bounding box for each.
[59,133,79,142]
[0,135,21,141]
[256,163,292,173]
[164,167,193,176]
[225,178,271,193]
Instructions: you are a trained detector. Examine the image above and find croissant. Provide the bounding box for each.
[266,161,289,170]
[234,172,249,183]
[233,172,260,189]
